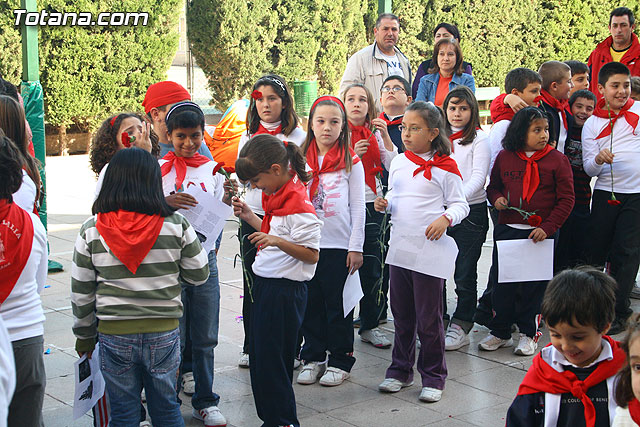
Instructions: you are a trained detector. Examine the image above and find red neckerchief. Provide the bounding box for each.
[0,200,34,304]
[404,150,462,181]
[261,175,317,234]
[378,112,403,127]
[516,144,554,203]
[349,121,382,194]
[517,336,625,427]
[629,398,640,424]
[160,151,210,191]
[96,210,165,274]
[254,123,283,136]
[448,127,481,153]
[490,94,514,123]
[306,139,360,199]
[592,97,638,139]
[540,89,570,130]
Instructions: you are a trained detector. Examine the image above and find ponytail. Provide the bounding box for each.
[236,134,309,182]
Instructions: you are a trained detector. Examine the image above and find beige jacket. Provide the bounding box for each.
[339,42,412,112]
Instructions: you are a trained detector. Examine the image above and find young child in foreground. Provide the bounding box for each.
[507,267,625,426]
[613,314,640,426]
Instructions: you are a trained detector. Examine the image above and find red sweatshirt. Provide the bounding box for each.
[487,149,574,237]
[588,34,640,97]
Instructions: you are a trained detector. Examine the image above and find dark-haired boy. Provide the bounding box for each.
[565,60,590,96]
[583,61,640,335]
[378,75,412,152]
[538,61,574,153]
[506,267,625,426]
[554,90,596,272]
[474,68,542,327]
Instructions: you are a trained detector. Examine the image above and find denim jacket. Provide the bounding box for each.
[415,72,476,103]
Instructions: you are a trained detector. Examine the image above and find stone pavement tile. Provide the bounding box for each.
[298,413,357,427]
[454,401,512,426]
[325,394,447,427]
[43,345,78,380]
[453,365,527,399]
[292,380,380,413]
[43,405,93,427]
[347,362,393,390]
[210,370,254,403]
[393,378,509,417]
[442,350,503,380]
[351,343,393,369]
[46,373,77,406]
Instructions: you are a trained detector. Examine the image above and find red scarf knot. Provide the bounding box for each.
[516,144,553,203]
[540,90,570,130]
[349,121,383,194]
[260,175,316,235]
[570,380,587,399]
[378,112,402,127]
[306,139,360,199]
[404,150,462,181]
[593,97,638,139]
[160,151,210,191]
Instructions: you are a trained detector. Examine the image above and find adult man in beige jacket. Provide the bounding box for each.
[339,13,412,112]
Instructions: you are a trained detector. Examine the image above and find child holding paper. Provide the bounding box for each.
[375,101,469,402]
[480,107,574,356]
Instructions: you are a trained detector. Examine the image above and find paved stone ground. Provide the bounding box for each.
[41,154,638,427]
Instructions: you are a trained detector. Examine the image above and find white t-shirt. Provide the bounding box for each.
[0,211,47,342]
[450,128,491,205]
[237,124,307,215]
[13,171,36,213]
[252,211,322,282]
[159,159,225,201]
[379,52,404,78]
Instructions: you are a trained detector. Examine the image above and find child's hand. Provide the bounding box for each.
[374,197,388,212]
[595,148,614,165]
[528,227,547,243]
[166,193,197,209]
[371,118,389,139]
[346,251,363,275]
[494,197,509,211]
[133,121,153,153]
[232,197,252,220]
[223,179,239,205]
[248,232,281,250]
[504,94,528,112]
[353,139,370,157]
[425,216,450,241]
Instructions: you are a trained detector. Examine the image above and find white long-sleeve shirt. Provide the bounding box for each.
[364,130,398,202]
[488,119,510,173]
[310,158,366,252]
[252,212,323,281]
[238,124,307,215]
[13,171,36,213]
[386,152,470,230]
[0,211,47,342]
[582,101,640,193]
[450,127,491,205]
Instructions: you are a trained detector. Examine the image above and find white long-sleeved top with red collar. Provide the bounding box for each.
[450,127,491,205]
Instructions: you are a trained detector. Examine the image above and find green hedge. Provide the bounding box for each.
[190,0,640,108]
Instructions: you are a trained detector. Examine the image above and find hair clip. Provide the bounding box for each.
[282,140,288,147]
[110,115,119,127]
[259,76,287,93]
[165,101,203,124]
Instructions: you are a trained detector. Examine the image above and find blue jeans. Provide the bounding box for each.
[179,249,221,409]
[446,202,489,332]
[99,329,184,427]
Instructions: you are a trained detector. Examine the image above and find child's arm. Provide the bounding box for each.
[347,161,366,274]
[503,94,528,113]
[371,118,397,153]
[582,120,612,177]
[430,171,469,240]
[166,193,198,209]
[232,197,262,230]
[486,152,507,207]
[71,223,98,358]
[248,232,319,264]
[178,217,210,285]
[463,133,491,201]
[506,393,544,427]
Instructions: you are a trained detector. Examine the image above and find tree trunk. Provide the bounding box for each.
[58,124,67,156]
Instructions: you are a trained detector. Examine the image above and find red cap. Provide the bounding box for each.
[142,81,191,113]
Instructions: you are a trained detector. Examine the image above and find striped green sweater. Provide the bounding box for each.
[71,212,209,352]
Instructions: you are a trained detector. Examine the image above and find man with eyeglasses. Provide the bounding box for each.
[340,13,412,112]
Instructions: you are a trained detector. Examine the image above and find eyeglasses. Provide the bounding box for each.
[398,125,425,134]
[381,86,406,93]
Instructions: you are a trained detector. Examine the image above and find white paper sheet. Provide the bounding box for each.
[73,343,105,420]
[385,225,459,279]
[497,239,554,283]
[343,270,363,317]
[179,186,233,254]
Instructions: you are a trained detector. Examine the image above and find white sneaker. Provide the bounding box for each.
[417,337,421,349]
[378,378,414,393]
[444,323,470,351]
[419,387,442,402]
[297,362,326,385]
[293,358,302,370]
[182,371,195,396]
[360,328,392,348]
[514,333,538,356]
[139,421,152,427]
[238,352,249,368]
[478,334,513,351]
[192,406,227,427]
[319,366,350,386]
